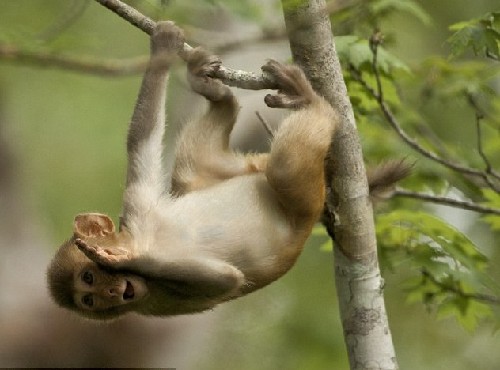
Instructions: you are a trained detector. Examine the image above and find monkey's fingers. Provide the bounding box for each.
[75,238,102,263]
[75,238,128,266]
[151,21,185,55]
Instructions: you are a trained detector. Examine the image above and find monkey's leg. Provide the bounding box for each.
[171,48,267,196]
[263,60,338,221]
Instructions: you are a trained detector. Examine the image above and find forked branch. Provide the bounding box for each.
[350,33,500,194]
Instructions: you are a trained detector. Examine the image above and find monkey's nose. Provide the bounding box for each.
[106,287,120,297]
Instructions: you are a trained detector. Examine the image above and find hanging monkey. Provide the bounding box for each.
[47,22,408,320]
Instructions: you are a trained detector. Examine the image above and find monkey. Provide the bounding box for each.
[47,21,409,320]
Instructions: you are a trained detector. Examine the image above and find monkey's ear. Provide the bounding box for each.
[74,213,116,238]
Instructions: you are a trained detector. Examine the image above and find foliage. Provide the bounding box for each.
[332,0,431,36]
[377,210,497,331]
[482,189,500,230]
[448,12,500,59]
[315,205,500,331]
[326,5,500,331]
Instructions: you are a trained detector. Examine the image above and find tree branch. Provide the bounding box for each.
[0,43,148,76]
[466,93,500,186]
[349,54,500,193]
[350,64,477,177]
[94,0,277,90]
[255,111,274,138]
[94,0,156,35]
[394,188,500,215]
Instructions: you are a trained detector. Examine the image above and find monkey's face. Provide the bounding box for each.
[73,263,148,312]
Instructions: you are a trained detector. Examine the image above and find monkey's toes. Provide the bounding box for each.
[262,59,304,97]
[261,59,285,76]
[264,94,285,108]
[188,47,222,77]
[264,93,308,109]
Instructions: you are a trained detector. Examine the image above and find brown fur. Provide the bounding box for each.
[47,22,408,320]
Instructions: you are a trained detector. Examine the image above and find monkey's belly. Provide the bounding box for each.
[167,174,296,268]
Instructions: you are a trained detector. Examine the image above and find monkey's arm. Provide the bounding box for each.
[76,239,244,298]
[125,256,244,298]
[122,23,183,227]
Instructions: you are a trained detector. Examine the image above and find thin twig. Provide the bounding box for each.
[422,268,500,305]
[369,30,384,100]
[394,187,500,215]
[255,111,274,138]
[94,0,156,35]
[486,50,500,62]
[469,95,491,171]
[466,93,500,184]
[413,123,451,158]
[0,43,148,76]
[94,0,278,90]
[363,39,500,193]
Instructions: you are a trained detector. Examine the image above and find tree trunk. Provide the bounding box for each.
[280,1,398,369]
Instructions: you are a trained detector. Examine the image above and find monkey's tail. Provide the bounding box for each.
[367,159,413,202]
[321,159,412,239]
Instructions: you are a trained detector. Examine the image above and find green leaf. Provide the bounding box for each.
[336,36,410,75]
[376,210,497,329]
[481,189,500,231]
[455,299,493,331]
[482,188,500,205]
[377,210,487,273]
[448,12,500,58]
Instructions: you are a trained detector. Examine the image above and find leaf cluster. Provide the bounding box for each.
[448,12,500,59]
[332,0,430,37]
[327,6,500,330]
[377,210,498,330]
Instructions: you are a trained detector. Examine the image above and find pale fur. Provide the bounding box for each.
[48,23,339,318]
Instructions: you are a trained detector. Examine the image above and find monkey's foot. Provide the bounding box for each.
[75,238,130,266]
[262,59,314,109]
[187,47,233,101]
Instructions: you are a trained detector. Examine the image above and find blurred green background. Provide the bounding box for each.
[0,1,499,369]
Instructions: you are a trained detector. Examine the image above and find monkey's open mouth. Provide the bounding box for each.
[123,281,135,300]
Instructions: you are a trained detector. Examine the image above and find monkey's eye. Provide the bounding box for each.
[82,294,94,308]
[82,271,94,285]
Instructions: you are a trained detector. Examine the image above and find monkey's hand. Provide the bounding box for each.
[150,21,185,60]
[262,59,316,110]
[75,238,131,267]
[187,47,233,102]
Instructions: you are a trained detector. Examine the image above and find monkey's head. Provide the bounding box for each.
[47,213,149,320]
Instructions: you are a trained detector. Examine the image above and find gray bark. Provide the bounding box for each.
[280,1,398,369]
